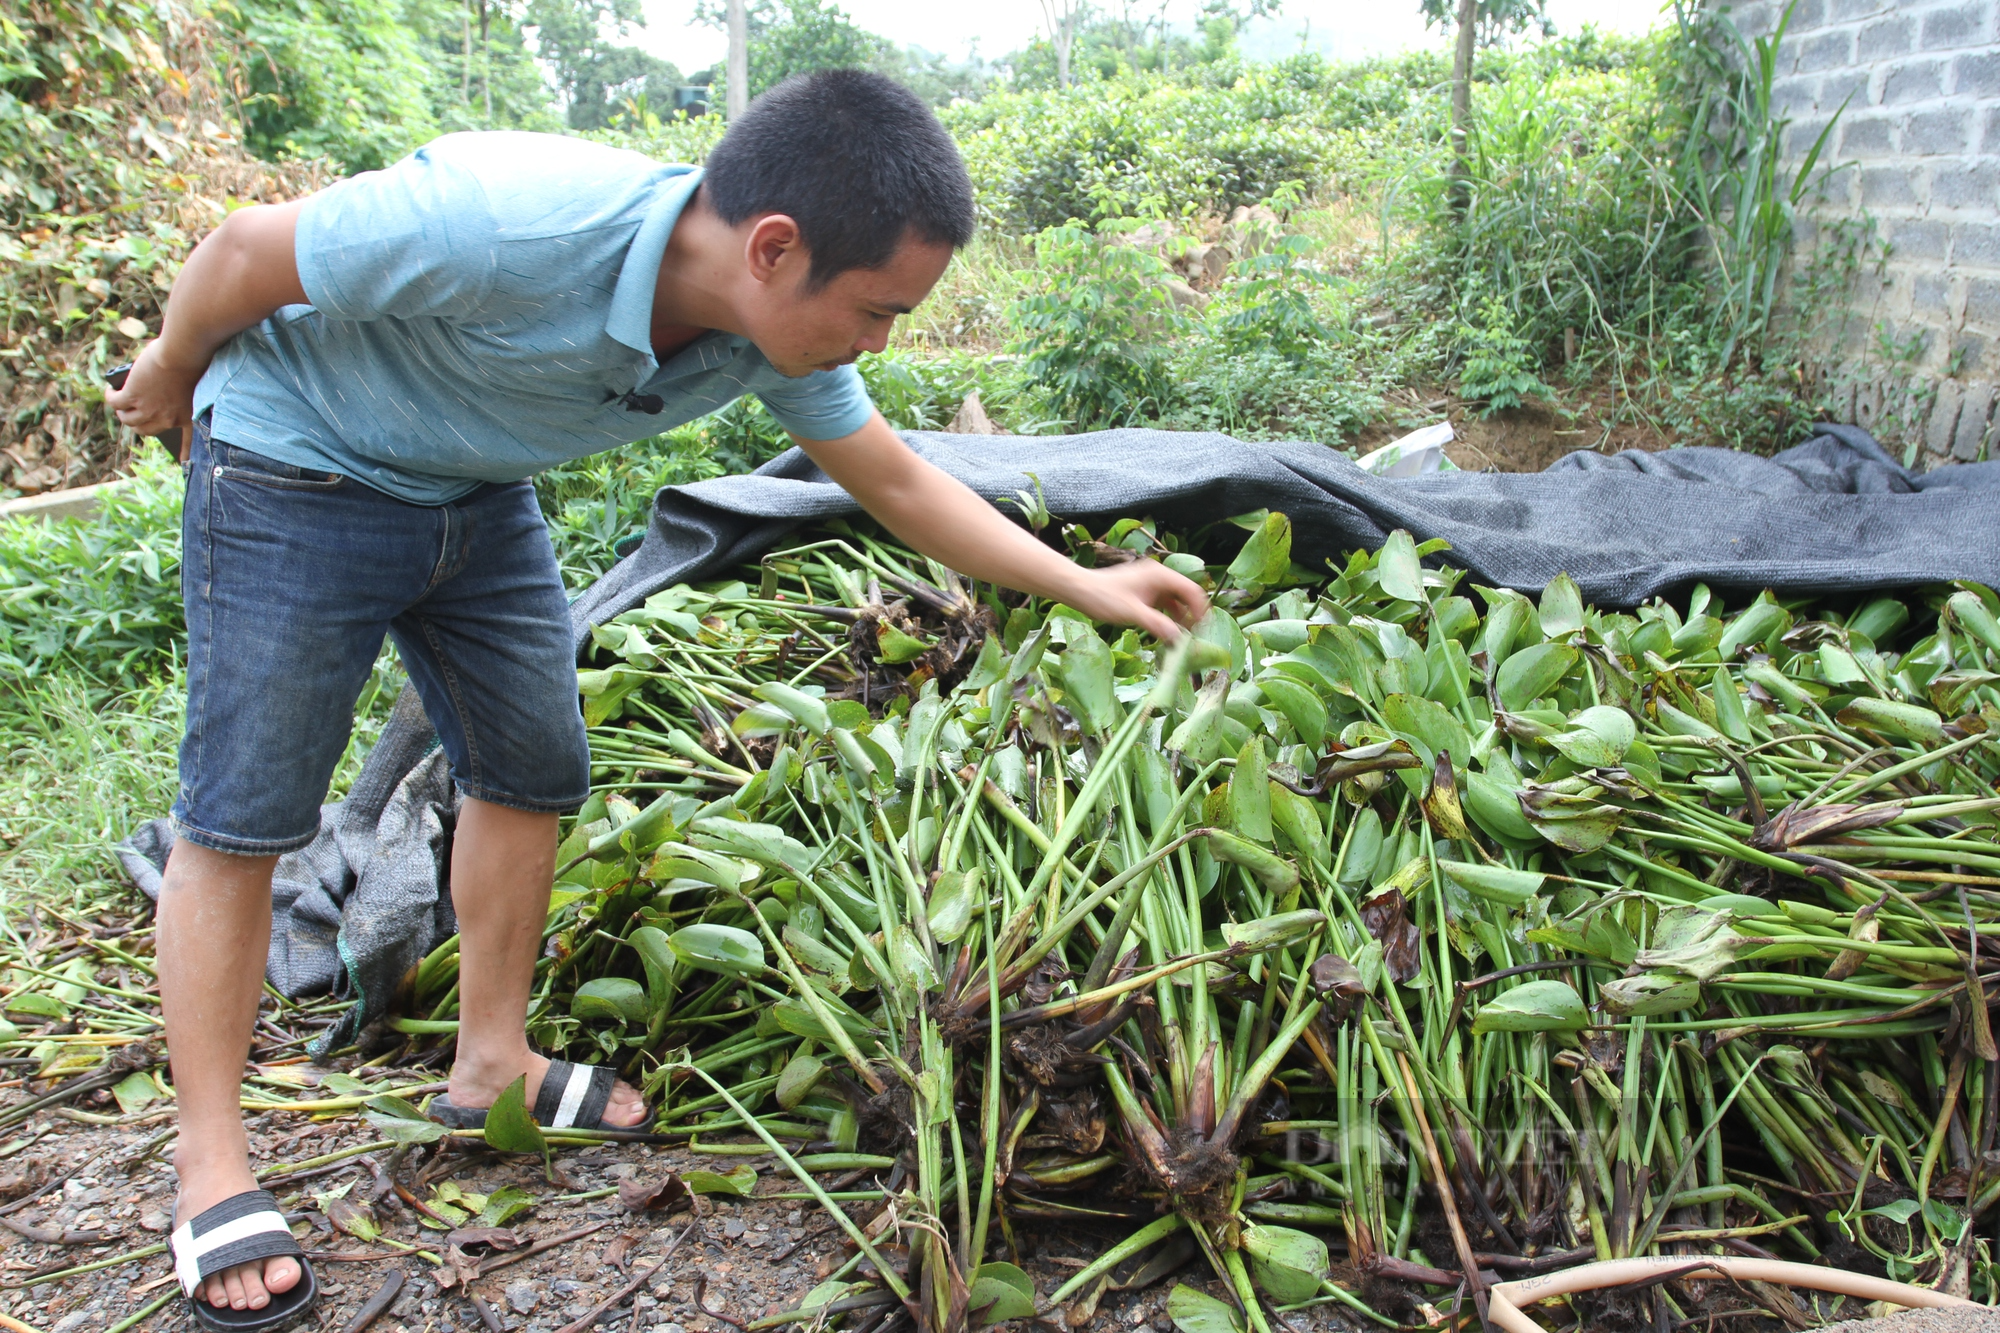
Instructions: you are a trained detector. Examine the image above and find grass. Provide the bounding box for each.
[0,652,405,912]
[0,669,183,914]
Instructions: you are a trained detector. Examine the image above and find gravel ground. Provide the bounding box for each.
[1822,1309,2000,1332]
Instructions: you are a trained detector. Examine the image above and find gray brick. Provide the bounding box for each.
[1920,1,1987,50]
[1830,0,1885,17]
[1986,107,2000,154]
[1840,114,1896,157]
[1819,70,1872,110]
[1956,222,2000,269]
[1882,59,1946,104]
[1955,50,2000,97]
[1787,117,1836,156]
[1915,271,1952,309]
[1895,218,1951,261]
[1926,381,1964,455]
[1862,164,1922,208]
[1785,0,1828,32]
[1950,332,1994,380]
[1905,106,1973,155]
[1774,77,1820,118]
[1854,379,1884,431]
[1932,160,2000,211]
[1953,384,1995,460]
[1798,29,1856,72]
[1856,15,1914,59]
[1967,277,2000,331]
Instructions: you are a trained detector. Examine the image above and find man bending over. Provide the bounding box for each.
[107,69,1205,1330]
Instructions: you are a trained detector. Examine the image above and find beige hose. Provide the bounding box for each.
[1485,1255,1979,1333]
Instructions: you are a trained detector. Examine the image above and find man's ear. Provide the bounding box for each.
[745,214,805,285]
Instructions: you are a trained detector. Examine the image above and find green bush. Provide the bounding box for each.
[1007,220,1184,430]
[0,451,185,689]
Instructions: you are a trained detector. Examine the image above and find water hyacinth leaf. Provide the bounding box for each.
[1269,784,1323,863]
[1231,737,1274,845]
[1947,589,2000,656]
[110,1069,163,1114]
[690,818,821,876]
[826,700,873,732]
[668,923,767,977]
[1837,697,1946,746]
[1479,590,1530,668]
[1382,692,1470,770]
[1242,1224,1328,1303]
[1463,770,1539,847]
[1257,673,1326,750]
[968,1263,1036,1326]
[1598,973,1703,1016]
[1538,572,1584,639]
[1228,511,1293,587]
[752,681,830,736]
[573,977,648,1025]
[685,1165,758,1196]
[577,666,646,726]
[733,702,795,738]
[775,1053,826,1110]
[1247,619,1310,653]
[1437,860,1545,907]
[1496,643,1578,712]
[1167,1283,1246,1333]
[478,1185,535,1227]
[874,620,931,664]
[1192,611,1247,674]
[1422,751,1472,842]
[928,868,980,944]
[1058,632,1121,736]
[1707,667,1754,743]
[1375,529,1423,603]
[887,925,937,992]
[1203,829,1301,896]
[1471,979,1588,1034]
[482,1076,549,1156]
[1169,672,1232,765]
[1634,906,1753,982]
[1718,595,1791,658]
[1359,888,1423,984]
[365,1110,450,1145]
[1548,705,1635,768]
[630,926,678,1017]
[1338,807,1383,884]
[1222,909,1325,952]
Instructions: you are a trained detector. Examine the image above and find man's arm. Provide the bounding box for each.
[105,201,309,446]
[794,413,1208,641]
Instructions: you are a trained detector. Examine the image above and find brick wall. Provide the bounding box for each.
[1719,0,2000,467]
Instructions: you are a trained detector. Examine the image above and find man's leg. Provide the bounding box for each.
[157,840,302,1312]
[440,798,646,1124]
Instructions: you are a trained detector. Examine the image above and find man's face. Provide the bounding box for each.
[743,229,954,378]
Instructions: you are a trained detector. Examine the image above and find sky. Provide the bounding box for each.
[629,0,1674,75]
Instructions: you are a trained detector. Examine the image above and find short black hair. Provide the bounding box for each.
[703,68,976,289]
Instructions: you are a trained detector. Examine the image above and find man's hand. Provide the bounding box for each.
[104,199,310,456]
[794,414,1211,640]
[1056,558,1208,642]
[106,339,203,441]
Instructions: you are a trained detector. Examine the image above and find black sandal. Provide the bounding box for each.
[428,1059,628,1131]
[172,1189,318,1331]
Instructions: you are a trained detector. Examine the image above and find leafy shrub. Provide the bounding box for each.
[1456,294,1550,415]
[1007,220,1183,430]
[0,451,185,688]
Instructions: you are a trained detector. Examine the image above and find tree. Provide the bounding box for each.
[213,0,439,171]
[1417,0,1551,47]
[408,0,561,133]
[525,0,684,131]
[1037,0,1085,88]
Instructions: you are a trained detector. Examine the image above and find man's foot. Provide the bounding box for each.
[176,1168,303,1312]
[448,1050,648,1128]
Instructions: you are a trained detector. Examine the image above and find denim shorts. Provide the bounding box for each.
[173,420,590,855]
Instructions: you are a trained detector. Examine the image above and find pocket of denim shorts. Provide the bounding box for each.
[213,444,347,492]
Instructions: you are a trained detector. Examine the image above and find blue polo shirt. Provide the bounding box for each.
[193,132,875,505]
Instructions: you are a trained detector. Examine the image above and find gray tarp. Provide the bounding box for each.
[115,424,2000,1049]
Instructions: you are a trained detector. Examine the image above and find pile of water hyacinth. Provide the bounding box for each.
[396,509,2000,1330]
